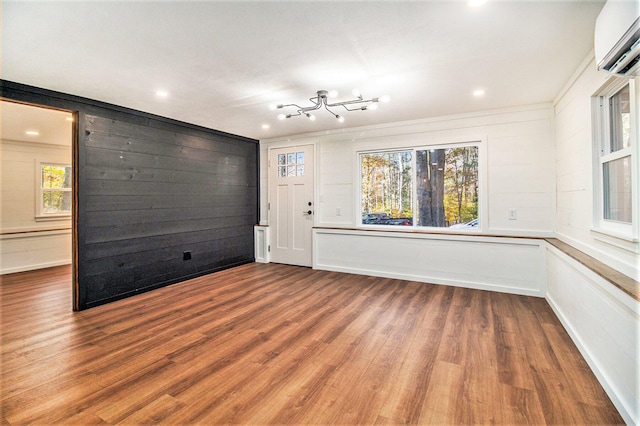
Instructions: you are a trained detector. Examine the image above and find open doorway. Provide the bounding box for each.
[0,100,74,280]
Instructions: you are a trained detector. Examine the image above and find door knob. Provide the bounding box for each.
[303,210,313,215]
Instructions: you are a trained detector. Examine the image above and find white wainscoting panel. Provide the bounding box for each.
[545,244,639,426]
[0,229,72,274]
[313,229,546,297]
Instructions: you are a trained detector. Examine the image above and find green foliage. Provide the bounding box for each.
[361,147,478,226]
[443,147,478,225]
[361,152,413,217]
[42,165,71,213]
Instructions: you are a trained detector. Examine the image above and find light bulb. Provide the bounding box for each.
[306,113,316,121]
[379,95,390,103]
[352,88,361,98]
[368,103,378,111]
[328,90,339,98]
[337,115,345,123]
[277,114,286,120]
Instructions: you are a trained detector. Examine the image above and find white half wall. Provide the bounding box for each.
[1,230,72,274]
[313,228,546,297]
[545,244,639,426]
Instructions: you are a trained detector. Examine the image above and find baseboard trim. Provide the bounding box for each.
[314,263,545,297]
[1,260,71,275]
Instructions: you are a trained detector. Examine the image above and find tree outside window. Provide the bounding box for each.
[360,144,479,228]
[40,164,72,216]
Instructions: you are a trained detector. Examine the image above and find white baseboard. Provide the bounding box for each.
[0,260,71,275]
[315,263,544,297]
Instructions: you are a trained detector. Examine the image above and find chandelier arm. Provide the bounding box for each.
[279,103,306,110]
[324,103,339,118]
[341,104,369,112]
[326,98,378,108]
[300,103,322,113]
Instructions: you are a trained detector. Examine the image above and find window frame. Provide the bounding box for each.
[36,160,72,221]
[592,77,639,247]
[356,139,484,232]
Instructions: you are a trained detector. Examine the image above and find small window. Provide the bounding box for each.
[37,163,71,219]
[359,143,479,229]
[277,151,305,178]
[592,77,638,243]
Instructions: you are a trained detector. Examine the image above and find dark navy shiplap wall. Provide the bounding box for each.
[1,80,259,310]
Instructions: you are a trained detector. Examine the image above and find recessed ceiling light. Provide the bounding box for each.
[26,130,40,136]
[468,0,487,7]
[156,90,168,97]
[473,89,486,97]
[262,124,270,129]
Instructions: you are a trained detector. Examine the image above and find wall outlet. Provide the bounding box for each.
[336,207,342,216]
[183,251,192,260]
[508,208,517,220]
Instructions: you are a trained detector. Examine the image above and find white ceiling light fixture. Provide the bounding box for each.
[276,89,388,123]
[26,130,40,136]
[473,89,486,97]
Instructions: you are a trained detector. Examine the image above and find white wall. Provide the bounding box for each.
[554,56,639,282]
[260,104,555,295]
[261,103,556,237]
[1,139,72,274]
[552,54,639,426]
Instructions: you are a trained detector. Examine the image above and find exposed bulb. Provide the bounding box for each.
[277,114,286,120]
[328,90,339,98]
[379,95,390,103]
[352,88,361,98]
[336,115,345,123]
[306,113,316,121]
[368,103,378,111]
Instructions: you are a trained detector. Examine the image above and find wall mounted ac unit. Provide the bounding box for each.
[594,0,640,77]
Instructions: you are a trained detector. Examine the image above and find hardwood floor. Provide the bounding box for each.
[1,263,623,425]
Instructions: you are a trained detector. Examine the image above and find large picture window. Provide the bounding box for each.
[360,143,479,229]
[593,77,638,242]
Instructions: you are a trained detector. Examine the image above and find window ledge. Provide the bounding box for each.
[591,227,640,254]
[35,214,71,222]
[546,238,640,302]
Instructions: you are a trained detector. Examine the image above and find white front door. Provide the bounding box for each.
[269,145,314,267]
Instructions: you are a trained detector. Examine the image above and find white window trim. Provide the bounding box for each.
[355,138,486,233]
[591,77,639,250]
[36,160,72,221]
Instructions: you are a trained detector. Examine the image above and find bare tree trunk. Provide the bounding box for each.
[417,150,445,226]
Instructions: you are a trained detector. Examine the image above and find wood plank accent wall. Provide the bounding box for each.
[1,80,259,310]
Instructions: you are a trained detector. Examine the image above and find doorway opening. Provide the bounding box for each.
[0,99,77,306]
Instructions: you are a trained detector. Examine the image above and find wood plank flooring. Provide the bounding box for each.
[1,263,624,425]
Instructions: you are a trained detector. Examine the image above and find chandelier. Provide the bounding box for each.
[276,89,389,122]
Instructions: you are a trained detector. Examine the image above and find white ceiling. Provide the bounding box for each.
[2,0,605,140]
[1,101,73,146]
